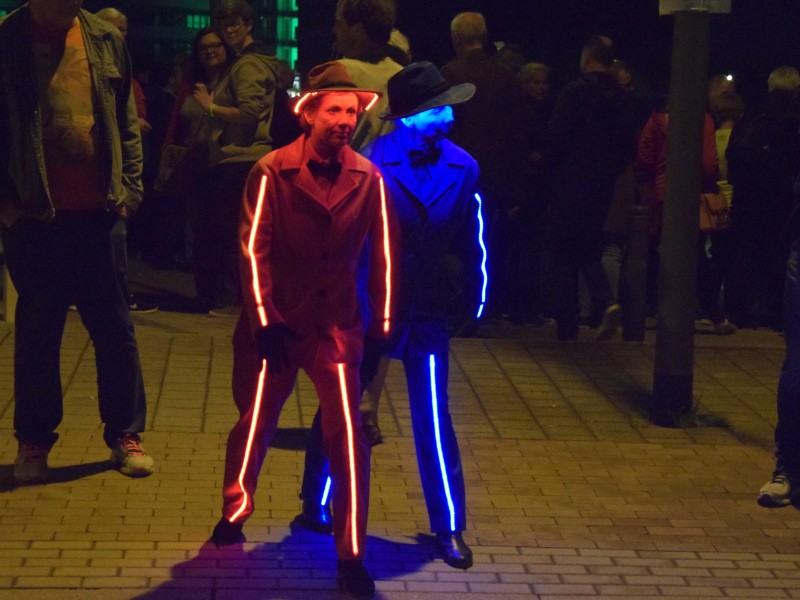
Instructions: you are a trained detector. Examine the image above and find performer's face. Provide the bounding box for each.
[307,92,359,154]
[400,106,454,141]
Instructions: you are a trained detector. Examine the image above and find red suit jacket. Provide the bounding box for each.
[238,134,398,362]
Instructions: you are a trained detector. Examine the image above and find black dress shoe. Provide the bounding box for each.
[293,501,333,534]
[436,531,473,569]
[211,517,246,546]
[337,559,375,599]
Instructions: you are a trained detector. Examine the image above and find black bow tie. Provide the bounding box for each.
[409,146,442,168]
[307,159,342,180]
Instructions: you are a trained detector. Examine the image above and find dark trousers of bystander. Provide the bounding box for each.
[1,210,147,450]
[775,240,800,477]
[191,162,253,310]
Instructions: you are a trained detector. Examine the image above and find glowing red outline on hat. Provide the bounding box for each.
[293,91,381,115]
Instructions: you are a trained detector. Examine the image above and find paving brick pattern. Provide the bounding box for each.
[1,306,800,599]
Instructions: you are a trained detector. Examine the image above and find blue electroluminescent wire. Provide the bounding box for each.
[429,354,457,532]
[474,193,488,318]
[321,476,332,506]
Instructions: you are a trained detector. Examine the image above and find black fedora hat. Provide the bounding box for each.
[380,61,475,120]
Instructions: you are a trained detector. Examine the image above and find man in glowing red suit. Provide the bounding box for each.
[211,61,397,599]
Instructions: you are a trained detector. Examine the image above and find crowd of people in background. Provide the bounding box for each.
[112,2,800,344]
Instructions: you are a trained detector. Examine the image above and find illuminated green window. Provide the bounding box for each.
[277,0,298,11]
[186,14,210,29]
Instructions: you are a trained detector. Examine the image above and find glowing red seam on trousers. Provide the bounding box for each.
[228,173,271,523]
[379,176,392,334]
[337,363,360,556]
[229,358,267,522]
[248,174,269,327]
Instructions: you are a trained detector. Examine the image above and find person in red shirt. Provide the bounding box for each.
[211,62,397,600]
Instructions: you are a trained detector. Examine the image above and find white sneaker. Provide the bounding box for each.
[110,434,154,477]
[758,473,794,507]
[13,442,50,483]
[595,303,622,341]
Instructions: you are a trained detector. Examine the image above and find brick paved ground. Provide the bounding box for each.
[1,263,799,599]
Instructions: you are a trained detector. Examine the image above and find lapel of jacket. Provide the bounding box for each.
[326,146,361,212]
[379,133,463,209]
[279,138,361,214]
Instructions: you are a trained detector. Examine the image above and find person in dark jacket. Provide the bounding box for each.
[297,62,487,572]
[0,0,153,483]
[726,66,800,331]
[545,35,637,340]
[441,11,527,320]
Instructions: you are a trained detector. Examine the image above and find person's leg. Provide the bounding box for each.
[219,315,299,534]
[2,217,70,453]
[761,241,800,506]
[297,408,333,533]
[191,168,223,310]
[67,213,148,449]
[309,358,370,561]
[404,349,472,568]
[109,216,131,302]
[360,354,390,445]
[310,354,374,596]
[546,231,580,340]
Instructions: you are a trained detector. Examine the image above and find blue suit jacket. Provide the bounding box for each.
[362,131,485,357]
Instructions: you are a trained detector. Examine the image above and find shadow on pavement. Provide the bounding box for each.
[130,523,435,600]
[0,460,112,492]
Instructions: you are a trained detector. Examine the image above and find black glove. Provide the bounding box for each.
[360,336,385,385]
[254,323,302,374]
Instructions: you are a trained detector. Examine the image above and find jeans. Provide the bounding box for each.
[2,211,147,449]
[775,240,800,476]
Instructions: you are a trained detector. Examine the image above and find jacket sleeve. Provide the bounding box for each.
[365,169,400,339]
[239,161,282,335]
[229,56,276,124]
[635,113,661,207]
[455,165,488,321]
[116,37,144,213]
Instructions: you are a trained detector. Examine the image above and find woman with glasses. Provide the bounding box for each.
[175,0,279,317]
[159,29,234,298]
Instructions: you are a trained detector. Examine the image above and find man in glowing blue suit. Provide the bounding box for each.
[298,61,487,570]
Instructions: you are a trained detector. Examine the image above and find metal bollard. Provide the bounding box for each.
[622,204,650,341]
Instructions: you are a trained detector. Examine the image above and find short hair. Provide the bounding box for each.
[214,0,255,24]
[336,0,396,46]
[581,35,614,69]
[517,62,550,85]
[386,28,411,65]
[95,7,126,22]
[768,66,800,92]
[450,12,487,46]
[709,91,744,125]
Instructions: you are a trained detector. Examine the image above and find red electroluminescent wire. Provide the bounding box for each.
[337,362,360,556]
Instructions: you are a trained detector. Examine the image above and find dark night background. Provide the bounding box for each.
[297,0,800,109]
[72,0,800,110]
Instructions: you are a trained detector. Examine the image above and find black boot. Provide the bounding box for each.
[436,531,473,569]
[211,517,246,546]
[294,500,333,534]
[337,559,375,599]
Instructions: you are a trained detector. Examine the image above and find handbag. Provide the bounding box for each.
[699,192,731,232]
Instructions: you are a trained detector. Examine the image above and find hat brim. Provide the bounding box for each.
[293,89,382,115]
[380,82,475,120]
